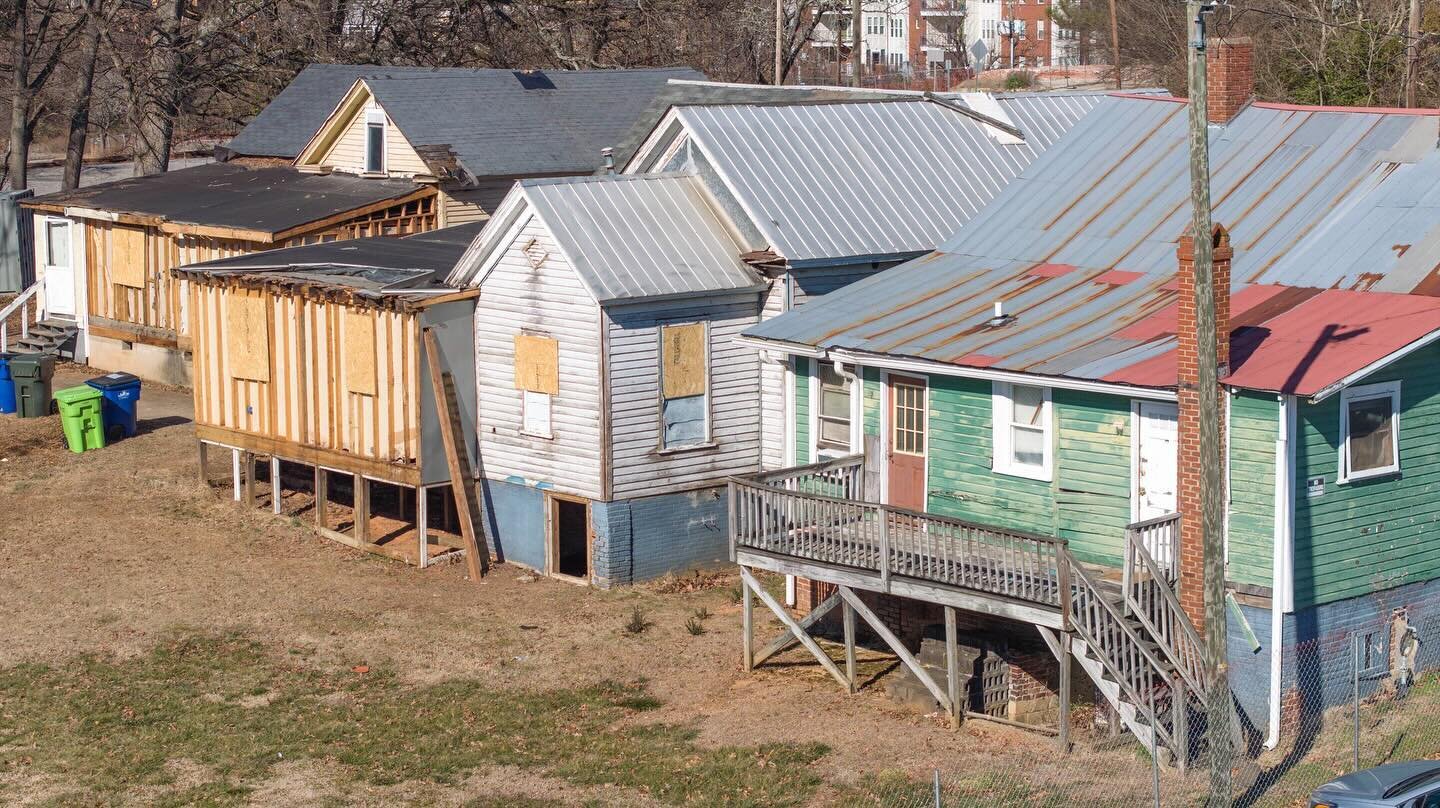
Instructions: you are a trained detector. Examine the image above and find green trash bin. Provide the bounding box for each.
[54,385,105,454]
[10,354,56,419]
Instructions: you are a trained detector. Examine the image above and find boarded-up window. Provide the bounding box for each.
[227,293,270,382]
[514,334,558,395]
[111,225,147,289]
[345,311,377,395]
[660,322,708,448]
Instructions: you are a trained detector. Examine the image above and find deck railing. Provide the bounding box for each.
[729,466,1068,610]
[1123,514,1207,696]
[1128,512,1180,581]
[0,280,41,353]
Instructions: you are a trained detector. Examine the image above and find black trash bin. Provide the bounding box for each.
[10,354,56,418]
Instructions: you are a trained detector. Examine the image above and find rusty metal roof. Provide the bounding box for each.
[744,94,1440,391]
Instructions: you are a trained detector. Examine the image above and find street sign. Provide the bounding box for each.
[969,38,989,68]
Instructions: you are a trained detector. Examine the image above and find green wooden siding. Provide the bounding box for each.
[1293,345,1440,609]
[925,375,1057,536]
[1228,391,1277,588]
[1053,389,1133,565]
[794,358,810,465]
[863,367,881,438]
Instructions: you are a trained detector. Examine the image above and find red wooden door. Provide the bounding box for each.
[887,375,928,511]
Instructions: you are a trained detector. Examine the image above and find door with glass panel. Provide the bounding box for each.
[886,375,927,512]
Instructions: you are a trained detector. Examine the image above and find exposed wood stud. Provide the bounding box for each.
[353,473,370,543]
[314,466,329,530]
[231,448,241,502]
[271,456,283,515]
[241,452,256,508]
[197,441,209,486]
[417,485,429,569]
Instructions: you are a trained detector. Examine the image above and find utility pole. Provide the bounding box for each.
[1183,3,1232,805]
[775,0,786,85]
[1405,0,1421,107]
[851,0,863,86]
[1108,0,1121,88]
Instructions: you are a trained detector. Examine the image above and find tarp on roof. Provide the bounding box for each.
[670,90,1121,263]
[356,67,704,182]
[27,163,422,237]
[744,95,1440,390]
[515,173,760,304]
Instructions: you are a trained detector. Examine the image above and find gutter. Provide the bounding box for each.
[1266,394,1295,749]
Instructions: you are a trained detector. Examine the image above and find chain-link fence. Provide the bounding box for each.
[808,609,1440,807]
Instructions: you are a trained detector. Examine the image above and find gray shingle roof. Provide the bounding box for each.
[358,68,705,182]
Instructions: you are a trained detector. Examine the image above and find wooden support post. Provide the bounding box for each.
[417,485,429,569]
[838,585,951,713]
[314,466,328,530]
[843,598,858,693]
[197,441,208,486]
[1059,631,1072,752]
[741,567,849,690]
[1175,677,1189,773]
[742,572,754,672]
[271,457,283,515]
[353,474,370,543]
[945,606,962,728]
[422,328,488,581]
[241,453,256,508]
[231,448,241,502]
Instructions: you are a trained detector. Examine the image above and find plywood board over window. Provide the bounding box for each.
[345,311,378,395]
[660,322,706,399]
[514,334,559,395]
[110,225,148,289]
[227,293,270,381]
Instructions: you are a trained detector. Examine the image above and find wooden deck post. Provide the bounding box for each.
[945,606,962,728]
[314,466,328,530]
[837,585,952,713]
[241,453,256,508]
[231,448,242,502]
[741,571,754,672]
[197,441,208,486]
[353,473,370,543]
[271,457,283,515]
[743,567,849,690]
[1058,631,1072,752]
[843,599,858,693]
[416,485,429,569]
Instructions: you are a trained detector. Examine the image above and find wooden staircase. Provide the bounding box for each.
[2,282,76,358]
[9,318,78,357]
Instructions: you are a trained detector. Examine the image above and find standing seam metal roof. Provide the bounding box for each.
[515,173,760,304]
[744,94,1440,390]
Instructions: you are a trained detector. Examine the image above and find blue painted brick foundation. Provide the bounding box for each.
[591,486,731,587]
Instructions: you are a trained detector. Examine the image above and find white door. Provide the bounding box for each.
[1136,401,1179,519]
[42,219,76,317]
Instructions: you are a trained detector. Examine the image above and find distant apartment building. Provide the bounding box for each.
[808,0,1080,76]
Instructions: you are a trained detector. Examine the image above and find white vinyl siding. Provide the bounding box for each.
[758,279,787,469]
[606,294,762,499]
[474,215,603,500]
[319,102,428,177]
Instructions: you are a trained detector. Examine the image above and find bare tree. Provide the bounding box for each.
[4,0,83,190]
[60,0,108,191]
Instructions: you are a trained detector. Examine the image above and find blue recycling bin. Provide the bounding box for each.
[0,352,16,414]
[84,371,142,439]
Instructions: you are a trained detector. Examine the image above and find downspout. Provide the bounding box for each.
[1265,394,1292,749]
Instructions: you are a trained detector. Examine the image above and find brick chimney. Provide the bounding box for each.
[1207,37,1254,124]
[1175,224,1232,631]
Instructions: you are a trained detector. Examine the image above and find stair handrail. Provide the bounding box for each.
[1062,547,1179,754]
[0,280,43,353]
[1124,519,1208,697]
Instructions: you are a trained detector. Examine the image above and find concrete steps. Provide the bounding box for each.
[10,319,77,357]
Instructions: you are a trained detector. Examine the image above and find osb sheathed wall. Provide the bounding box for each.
[86,194,438,345]
[189,281,423,470]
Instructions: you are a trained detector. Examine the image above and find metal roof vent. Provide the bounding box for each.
[987,300,1016,328]
[513,70,556,90]
[601,147,615,175]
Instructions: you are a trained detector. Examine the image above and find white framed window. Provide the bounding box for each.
[1339,381,1400,483]
[522,389,553,438]
[890,16,902,38]
[44,219,70,267]
[815,362,854,458]
[992,382,1052,481]
[364,108,386,173]
[659,321,710,449]
[1036,20,1046,39]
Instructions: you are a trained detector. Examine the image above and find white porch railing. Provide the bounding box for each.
[0,280,42,353]
[1123,514,1207,696]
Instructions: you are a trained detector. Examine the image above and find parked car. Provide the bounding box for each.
[1311,761,1440,807]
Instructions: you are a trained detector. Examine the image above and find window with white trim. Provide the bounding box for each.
[1339,381,1400,482]
[522,389,552,438]
[816,362,853,457]
[364,108,386,173]
[992,382,1052,480]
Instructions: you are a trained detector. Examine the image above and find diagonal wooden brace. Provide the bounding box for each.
[837,585,953,716]
[753,590,842,667]
[739,567,850,691]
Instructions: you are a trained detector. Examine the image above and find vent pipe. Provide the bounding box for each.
[601,147,616,175]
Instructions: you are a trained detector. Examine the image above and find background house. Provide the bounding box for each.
[18,64,700,386]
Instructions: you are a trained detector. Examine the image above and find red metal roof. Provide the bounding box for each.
[1104,288,1440,394]
[1222,289,1440,395]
